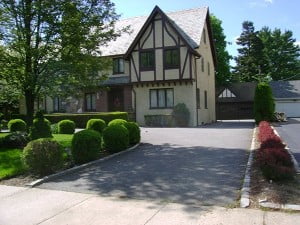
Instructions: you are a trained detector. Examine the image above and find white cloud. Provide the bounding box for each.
[295,41,300,47]
[249,0,273,8]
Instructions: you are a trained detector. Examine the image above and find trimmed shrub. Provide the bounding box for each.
[103,125,129,153]
[257,121,295,180]
[3,132,30,148]
[58,120,75,134]
[86,119,106,133]
[71,129,102,164]
[254,82,275,124]
[51,123,59,134]
[22,138,63,176]
[30,118,52,140]
[257,147,295,181]
[44,112,128,128]
[8,119,27,132]
[124,122,141,144]
[172,103,190,127]
[108,119,127,127]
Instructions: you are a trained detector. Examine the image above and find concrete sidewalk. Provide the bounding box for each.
[0,185,299,225]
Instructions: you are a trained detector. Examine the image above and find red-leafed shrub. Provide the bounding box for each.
[257,121,295,180]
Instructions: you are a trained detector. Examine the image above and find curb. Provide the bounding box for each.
[259,202,300,211]
[240,127,257,208]
[26,143,141,187]
[272,127,300,173]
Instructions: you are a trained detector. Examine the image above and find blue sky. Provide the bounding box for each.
[112,0,300,64]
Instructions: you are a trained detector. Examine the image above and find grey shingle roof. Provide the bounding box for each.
[99,7,207,56]
[270,80,300,99]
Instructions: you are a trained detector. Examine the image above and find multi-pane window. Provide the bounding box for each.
[201,58,204,72]
[113,58,124,74]
[150,89,174,109]
[164,48,179,68]
[204,90,208,109]
[196,88,200,109]
[53,97,60,112]
[140,50,154,70]
[85,93,96,111]
[207,62,210,75]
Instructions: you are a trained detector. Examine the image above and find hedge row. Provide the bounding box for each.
[257,121,295,181]
[12,112,128,128]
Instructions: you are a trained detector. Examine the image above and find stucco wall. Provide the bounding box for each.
[134,82,197,126]
[196,21,216,125]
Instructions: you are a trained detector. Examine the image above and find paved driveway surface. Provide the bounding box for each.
[39,121,253,206]
[274,118,300,164]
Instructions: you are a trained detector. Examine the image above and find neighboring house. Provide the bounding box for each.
[20,6,217,126]
[216,82,256,120]
[270,80,300,117]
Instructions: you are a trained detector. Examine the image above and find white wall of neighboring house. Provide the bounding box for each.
[275,99,300,117]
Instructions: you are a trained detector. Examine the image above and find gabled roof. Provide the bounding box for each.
[98,6,209,58]
[216,82,257,102]
[270,80,300,99]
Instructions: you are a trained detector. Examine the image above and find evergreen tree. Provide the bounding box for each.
[234,21,267,82]
[259,27,300,80]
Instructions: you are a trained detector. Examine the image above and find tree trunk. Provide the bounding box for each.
[25,90,35,125]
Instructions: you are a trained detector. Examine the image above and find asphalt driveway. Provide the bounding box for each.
[39,121,254,206]
[274,118,300,164]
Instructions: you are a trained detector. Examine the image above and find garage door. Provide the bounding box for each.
[276,100,300,117]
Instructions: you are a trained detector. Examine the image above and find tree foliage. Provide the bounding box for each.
[0,0,123,122]
[210,15,232,86]
[234,21,300,82]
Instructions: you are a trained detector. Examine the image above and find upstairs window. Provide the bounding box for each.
[207,62,210,75]
[85,93,96,111]
[140,50,155,71]
[113,58,124,74]
[203,29,207,44]
[164,48,179,69]
[201,58,205,72]
[53,97,60,112]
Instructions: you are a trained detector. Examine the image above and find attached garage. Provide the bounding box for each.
[270,80,300,118]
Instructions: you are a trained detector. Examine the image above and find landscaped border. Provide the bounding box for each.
[241,123,300,211]
[26,143,141,187]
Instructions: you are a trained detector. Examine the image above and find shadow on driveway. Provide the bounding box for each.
[39,142,249,207]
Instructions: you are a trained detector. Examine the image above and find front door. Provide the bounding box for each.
[108,88,124,111]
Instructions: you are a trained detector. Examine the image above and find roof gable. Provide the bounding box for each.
[124,6,201,58]
[98,6,209,57]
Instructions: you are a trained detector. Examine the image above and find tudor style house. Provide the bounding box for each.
[20,6,217,126]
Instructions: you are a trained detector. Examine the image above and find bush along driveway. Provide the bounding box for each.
[39,121,254,207]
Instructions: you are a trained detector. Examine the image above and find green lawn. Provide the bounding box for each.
[0,148,26,179]
[0,133,10,138]
[52,134,73,148]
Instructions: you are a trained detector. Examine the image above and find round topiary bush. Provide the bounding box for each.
[22,138,63,176]
[71,129,102,164]
[103,124,129,153]
[108,119,127,127]
[30,118,53,140]
[172,103,190,127]
[58,120,75,134]
[86,119,106,133]
[124,122,141,145]
[8,119,27,132]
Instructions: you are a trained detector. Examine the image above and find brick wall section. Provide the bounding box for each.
[123,86,133,111]
[96,90,108,112]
